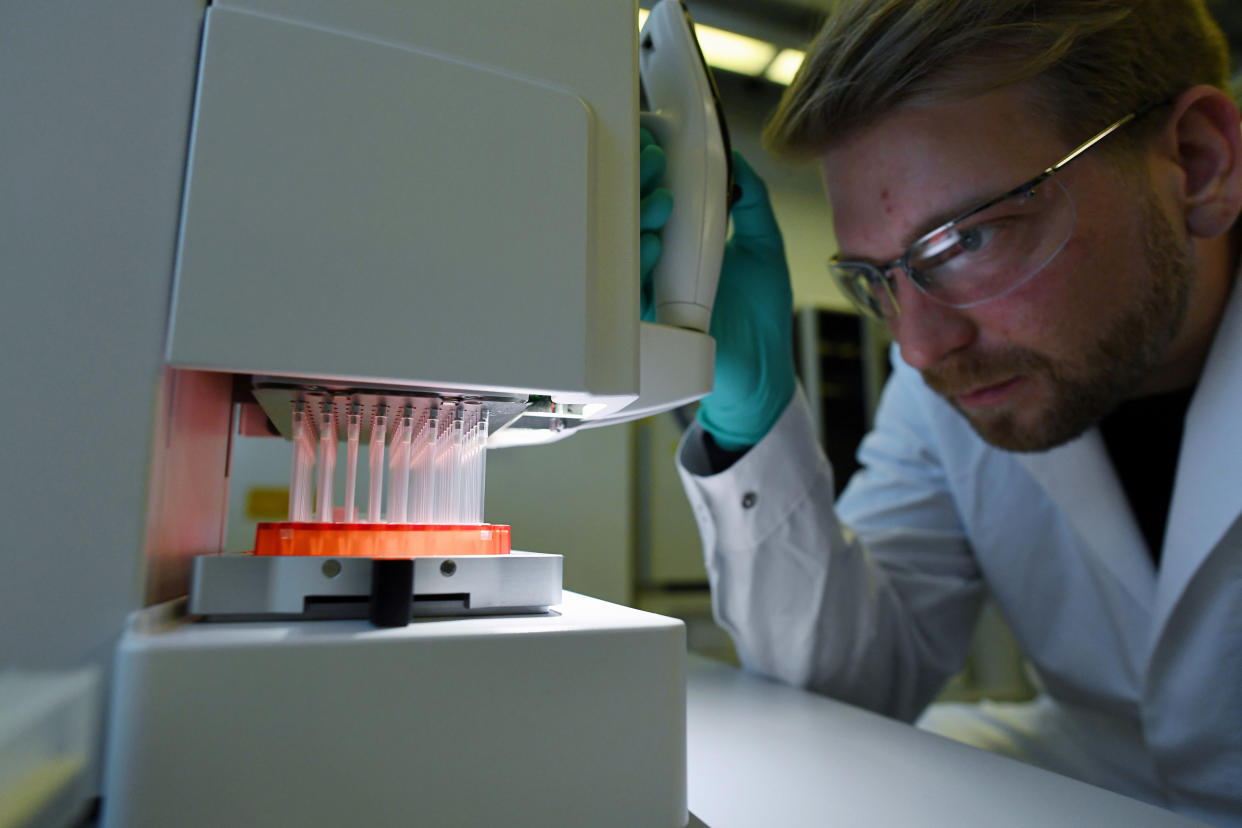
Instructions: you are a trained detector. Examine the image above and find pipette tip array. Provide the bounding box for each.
[286,396,492,526]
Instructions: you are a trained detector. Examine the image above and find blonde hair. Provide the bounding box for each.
[764,0,1231,157]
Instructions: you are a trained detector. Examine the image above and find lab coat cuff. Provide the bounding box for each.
[678,386,831,546]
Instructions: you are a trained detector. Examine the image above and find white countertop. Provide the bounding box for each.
[685,654,1204,827]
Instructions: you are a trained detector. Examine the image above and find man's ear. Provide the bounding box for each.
[1161,85,1242,238]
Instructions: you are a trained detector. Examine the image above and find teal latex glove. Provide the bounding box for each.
[696,151,796,451]
[640,127,672,318]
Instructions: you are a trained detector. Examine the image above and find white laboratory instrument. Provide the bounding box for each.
[94,1,730,826]
[105,594,687,827]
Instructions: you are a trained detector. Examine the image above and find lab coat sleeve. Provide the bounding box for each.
[677,374,984,722]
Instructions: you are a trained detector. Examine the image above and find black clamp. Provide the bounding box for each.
[369,559,415,627]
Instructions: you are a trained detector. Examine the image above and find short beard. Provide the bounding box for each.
[923,183,1194,452]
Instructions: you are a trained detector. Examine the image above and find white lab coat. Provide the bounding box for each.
[677,282,1242,825]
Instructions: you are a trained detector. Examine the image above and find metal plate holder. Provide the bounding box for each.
[190,551,562,622]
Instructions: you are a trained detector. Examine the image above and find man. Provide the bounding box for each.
[668,0,1242,822]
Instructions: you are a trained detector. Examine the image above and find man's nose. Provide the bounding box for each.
[888,275,977,370]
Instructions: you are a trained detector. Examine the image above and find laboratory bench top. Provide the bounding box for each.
[684,653,1204,827]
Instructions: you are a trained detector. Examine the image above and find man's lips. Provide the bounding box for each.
[955,376,1025,408]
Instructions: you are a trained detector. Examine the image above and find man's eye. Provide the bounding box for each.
[957,225,993,252]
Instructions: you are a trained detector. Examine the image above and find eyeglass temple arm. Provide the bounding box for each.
[1045,110,1140,175]
[1044,97,1170,177]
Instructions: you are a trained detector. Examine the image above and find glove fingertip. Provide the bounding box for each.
[639,188,673,231]
[640,231,662,276]
[640,144,667,190]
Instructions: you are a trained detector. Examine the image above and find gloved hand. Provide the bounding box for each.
[696,151,796,452]
[639,127,673,317]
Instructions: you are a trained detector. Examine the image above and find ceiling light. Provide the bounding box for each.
[638,8,788,82]
[692,23,777,77]
[765,48,805,86]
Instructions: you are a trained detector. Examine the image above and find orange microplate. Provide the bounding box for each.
[253,522,511,558]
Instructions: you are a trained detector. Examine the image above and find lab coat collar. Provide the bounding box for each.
[1154,270,1242,638]
[1015,264,1242,643]
[1014,430,1155,610]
